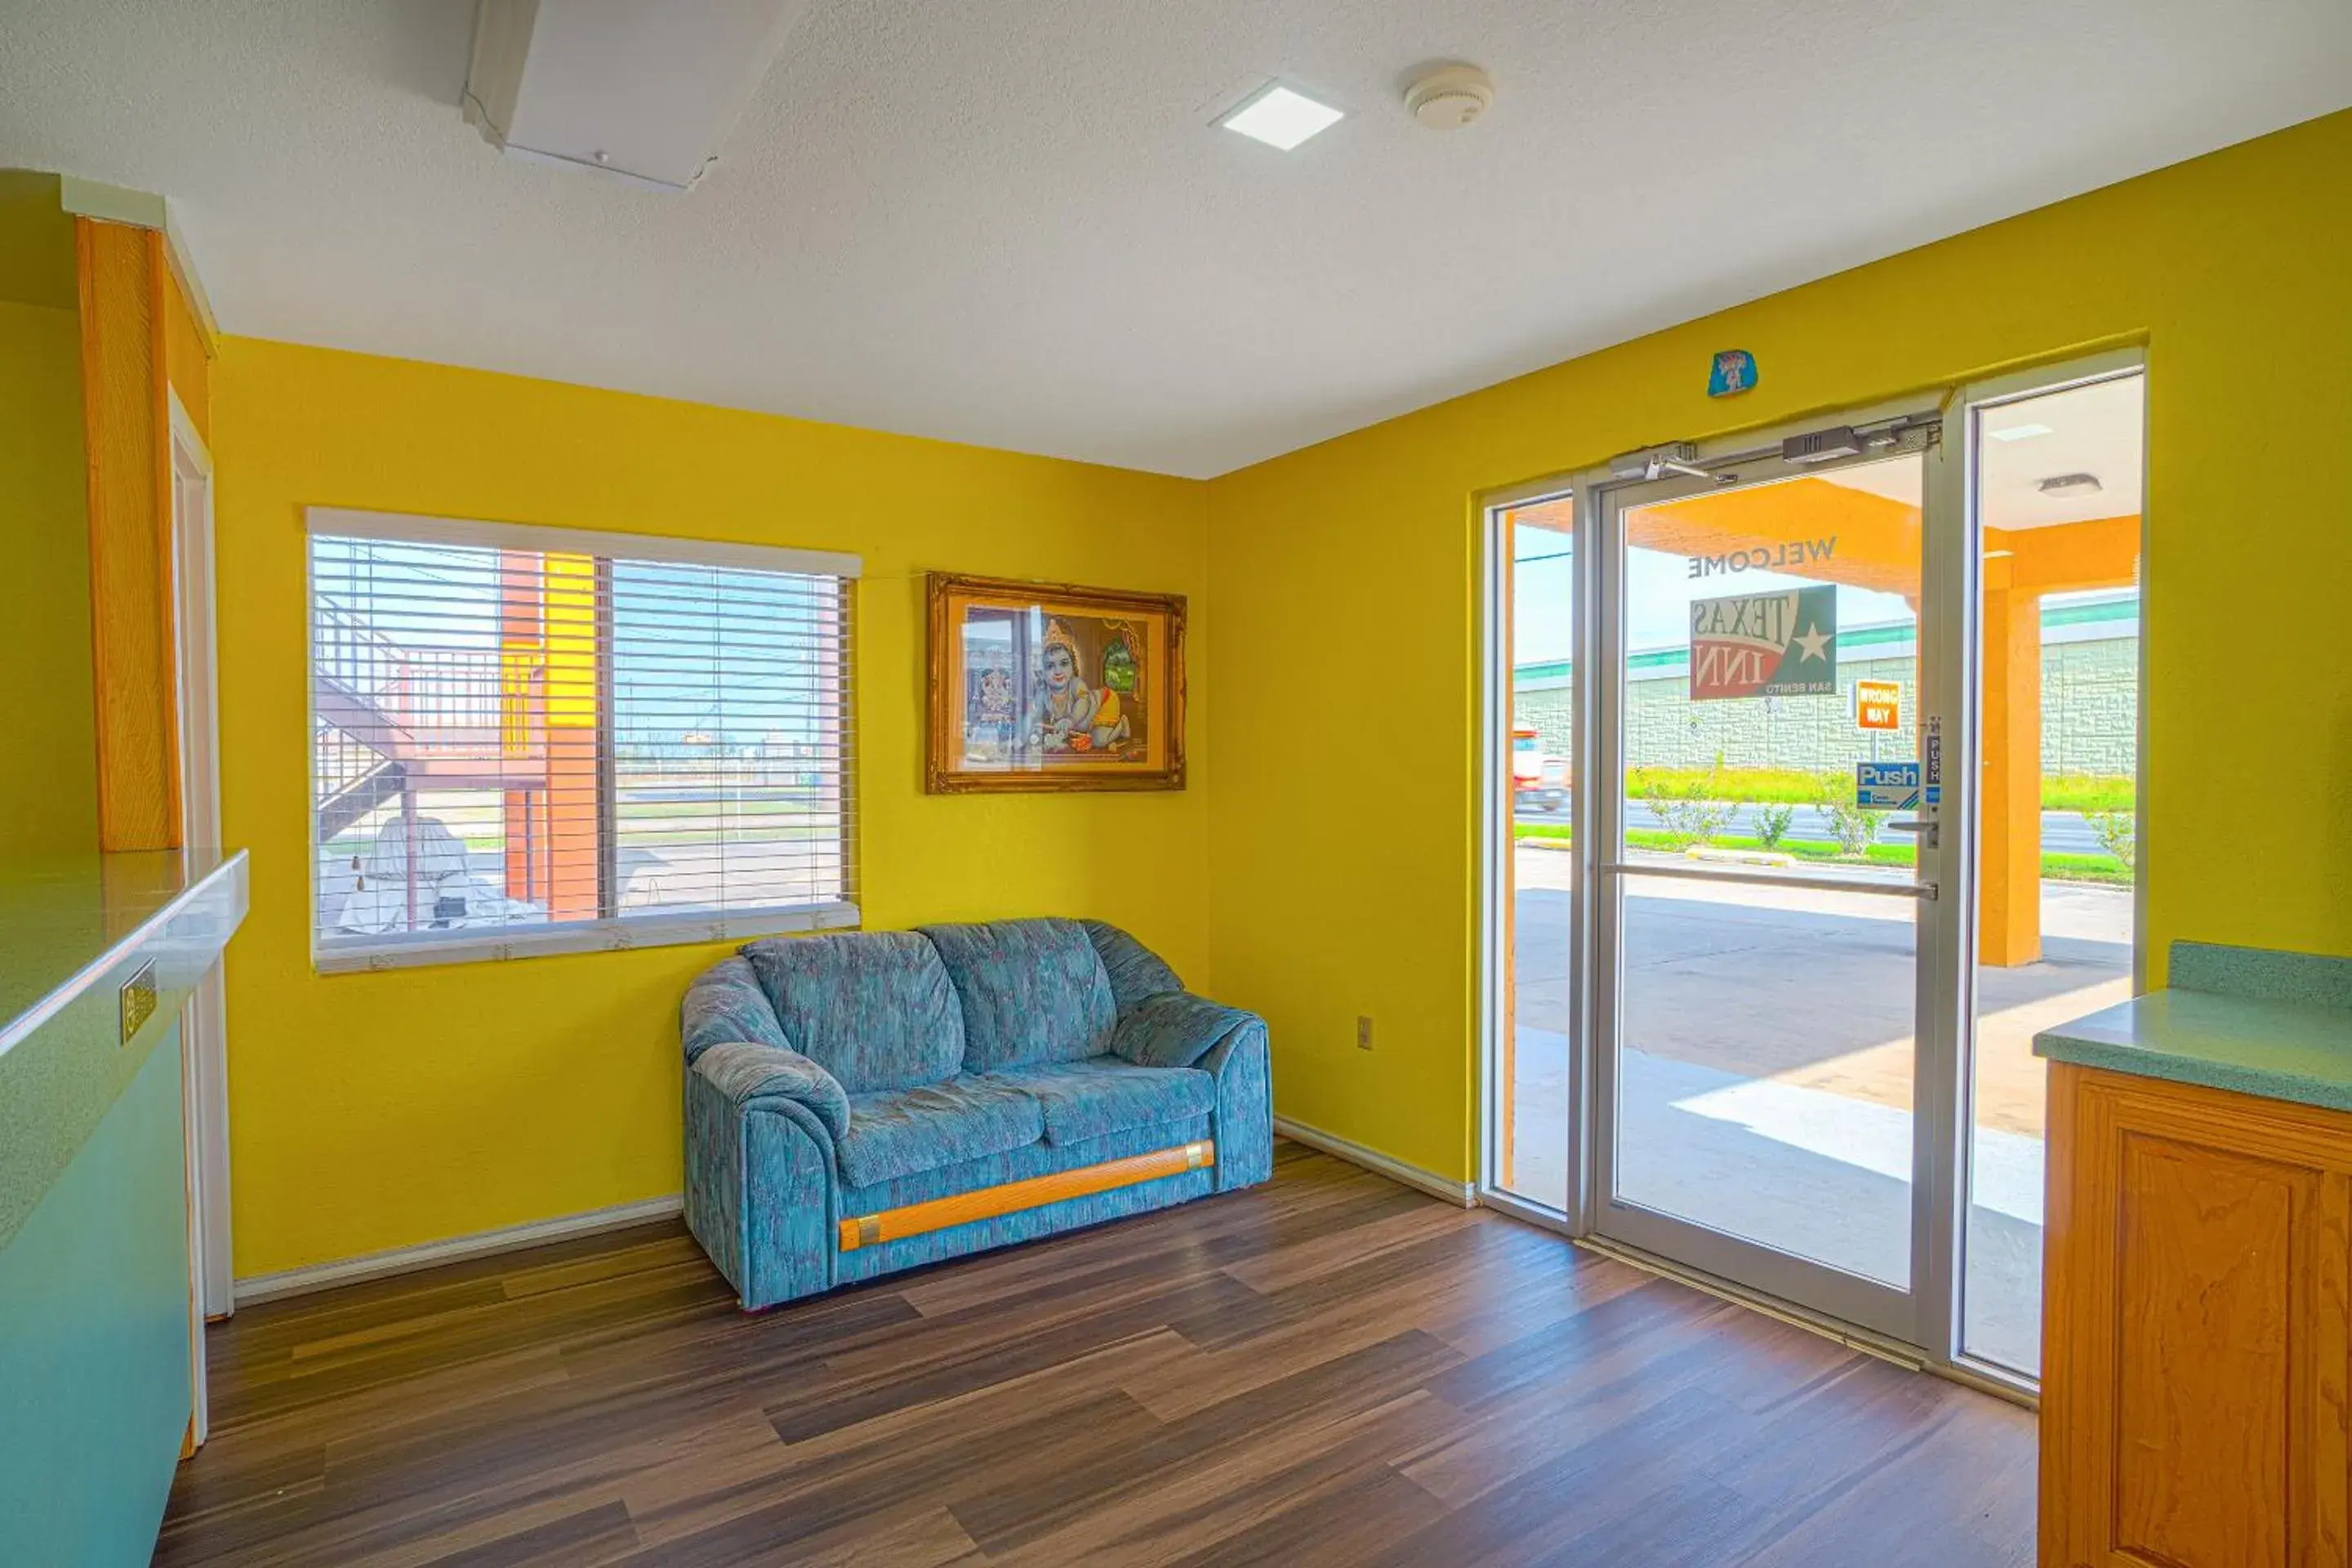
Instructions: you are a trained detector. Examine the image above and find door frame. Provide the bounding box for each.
[1939,346,2148,1393]
[1586,398,1954,1349]
[1477,480,1594,1236]
[169,390,233,1340]
[1478,350,2147,1391]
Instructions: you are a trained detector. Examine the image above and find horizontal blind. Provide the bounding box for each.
[307,510,858,970]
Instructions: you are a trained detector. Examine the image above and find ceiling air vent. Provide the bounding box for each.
[463,0,811,192]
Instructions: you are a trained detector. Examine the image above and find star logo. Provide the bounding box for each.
[1793,622,1832,662]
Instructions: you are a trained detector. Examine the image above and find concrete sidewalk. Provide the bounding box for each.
[1500,849,2131,1374]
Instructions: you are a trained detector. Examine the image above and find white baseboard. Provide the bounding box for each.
[233,1194,685,1307]
[233,1128,1471,1306]
[1274,1116,1477,1207]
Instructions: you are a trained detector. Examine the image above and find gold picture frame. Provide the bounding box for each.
[925,572,1187,793]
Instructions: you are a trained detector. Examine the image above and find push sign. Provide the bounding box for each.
[1855,760,1922,811]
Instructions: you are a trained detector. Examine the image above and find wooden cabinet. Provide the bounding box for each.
[2042,1062,2352,1567]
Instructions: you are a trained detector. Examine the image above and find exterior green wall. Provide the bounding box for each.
[1514,626,2138,778]
[2042,634,2139,775]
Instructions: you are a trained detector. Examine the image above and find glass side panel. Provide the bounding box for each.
[1962,374,2145,1376]
[1499,498,1575,1211]
[1612,452,1925,1286]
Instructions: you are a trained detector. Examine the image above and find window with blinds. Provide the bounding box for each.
[307,509,859,972]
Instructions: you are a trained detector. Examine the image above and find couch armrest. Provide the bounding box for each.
[691,1040,851,1144]
[684,955,793,1061]
[1109,990,1263,1070]
[684,1054,838,1310]
[1198,1019,1272,1192]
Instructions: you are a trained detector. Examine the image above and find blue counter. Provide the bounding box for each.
[0,849,247,1566]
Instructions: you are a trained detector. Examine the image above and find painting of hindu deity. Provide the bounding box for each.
[927,573,1186,792]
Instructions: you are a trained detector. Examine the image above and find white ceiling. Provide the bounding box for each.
[1979,375,2145,530]
[2,2,2345,478]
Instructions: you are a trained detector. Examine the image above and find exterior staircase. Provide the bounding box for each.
[315,758,408,843]
[312,604,550,844]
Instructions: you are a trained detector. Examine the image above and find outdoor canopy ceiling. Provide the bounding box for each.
[0,1,2344,477]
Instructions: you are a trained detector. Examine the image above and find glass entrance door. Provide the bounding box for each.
[1592,422,1949,1343]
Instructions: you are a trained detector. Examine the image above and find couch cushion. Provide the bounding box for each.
[835,1076,1044,1189]
[990,1056,1216,1147]
[918,919,1117,1071]
[740,931,966,1094]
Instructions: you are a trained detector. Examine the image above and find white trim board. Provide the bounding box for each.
[56,176,224,350]
[233,1195,684,1307]
[305,505,864,578]
[1273,1116,1477,1208]
[58,173,167,229]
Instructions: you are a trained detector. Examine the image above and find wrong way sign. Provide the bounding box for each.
[1853,678,1902,732]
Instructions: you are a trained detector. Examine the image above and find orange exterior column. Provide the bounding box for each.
[497,550,549,906]
[1980,582,2042,967]
[541,552,602,921]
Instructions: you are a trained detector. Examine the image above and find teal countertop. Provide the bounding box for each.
[0,849,248,1251]
[0,849,247,1060]
[2034,940,2352,1112]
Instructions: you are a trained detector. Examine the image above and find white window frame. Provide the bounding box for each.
[305,507,862,974]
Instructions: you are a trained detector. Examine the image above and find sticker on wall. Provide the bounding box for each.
[1689,585,1838,701]
[1856,760,1922,811]
[1853,678,1902,732]
[1708,349,1758,398]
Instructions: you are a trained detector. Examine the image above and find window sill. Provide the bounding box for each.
[313,900,861,976]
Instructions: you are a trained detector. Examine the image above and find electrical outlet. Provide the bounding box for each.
[119,959,158,1045]
[1356,1015,1374,1050]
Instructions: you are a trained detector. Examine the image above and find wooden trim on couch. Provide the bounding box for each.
[837,1139,1214,1252]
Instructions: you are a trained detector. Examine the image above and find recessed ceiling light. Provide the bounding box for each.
[1987,421,2053,443]
[1219,84,1344,151]
[2038,472,2103,496]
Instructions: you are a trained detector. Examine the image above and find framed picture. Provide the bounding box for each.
[926,572,1186,792]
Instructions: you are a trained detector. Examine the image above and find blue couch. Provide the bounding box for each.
[681,917,1272,1309]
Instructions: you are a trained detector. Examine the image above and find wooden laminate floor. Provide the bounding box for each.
[157,1144,2037,1566]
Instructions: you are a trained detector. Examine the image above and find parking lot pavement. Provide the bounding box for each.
[1509,849,2130,1132]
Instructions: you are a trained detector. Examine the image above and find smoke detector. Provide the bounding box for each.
[1405,64,1494,130]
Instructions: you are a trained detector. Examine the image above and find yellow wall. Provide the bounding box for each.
[0,173,98,858]
[0,301,100,858]
[213,339,1210,1276]
[1204,108,2352,1183]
